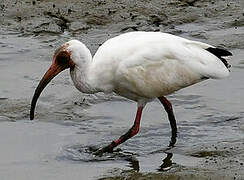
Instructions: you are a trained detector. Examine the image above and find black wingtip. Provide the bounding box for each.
[206,47,232,57]
[206,47,232,69]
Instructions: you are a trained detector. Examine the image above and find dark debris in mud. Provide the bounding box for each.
[185,141,244,179]
[99,168,234,180]
[189,150,231,158]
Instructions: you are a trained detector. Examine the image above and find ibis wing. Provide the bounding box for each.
[92,32,230,97]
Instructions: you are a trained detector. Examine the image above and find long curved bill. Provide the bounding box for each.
[30,61,67,120]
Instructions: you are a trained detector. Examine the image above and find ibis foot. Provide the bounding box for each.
[93,145,113,156]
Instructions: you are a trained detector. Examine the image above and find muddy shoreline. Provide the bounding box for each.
[1,0,243,48]
[0,0,244,179]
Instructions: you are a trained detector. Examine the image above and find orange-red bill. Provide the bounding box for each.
[30,61,68,120]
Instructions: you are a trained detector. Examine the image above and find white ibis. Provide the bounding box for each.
[30,31,232,154]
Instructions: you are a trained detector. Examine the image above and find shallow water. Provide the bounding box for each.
[1,0,244,179]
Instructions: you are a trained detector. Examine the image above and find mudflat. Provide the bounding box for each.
[0,0,243,179]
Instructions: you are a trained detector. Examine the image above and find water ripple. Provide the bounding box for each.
[58,144,138,163]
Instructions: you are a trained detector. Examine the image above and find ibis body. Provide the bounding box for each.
[30,31,232,153]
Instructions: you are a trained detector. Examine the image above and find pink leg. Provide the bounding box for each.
[95,107,143,155]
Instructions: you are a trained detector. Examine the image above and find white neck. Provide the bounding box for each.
[70,66,94,94]
[68,41,99,94]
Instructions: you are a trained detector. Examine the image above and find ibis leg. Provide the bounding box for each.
[94,106,143,155]
[158,96,177,147]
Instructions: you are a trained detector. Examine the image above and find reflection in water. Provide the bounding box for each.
[124,152,174,172]
[125,132,177,172]
[60,131,177,172]
[158,153,173,171]
[61,144,175,172]
[127,156,140,172]
[124,151,174,172]
[158,129,176,171]
[158,130,176,171]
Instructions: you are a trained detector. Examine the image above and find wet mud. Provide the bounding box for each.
[0,0,244,179]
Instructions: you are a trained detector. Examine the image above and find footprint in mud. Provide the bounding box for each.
[58,144,138,163]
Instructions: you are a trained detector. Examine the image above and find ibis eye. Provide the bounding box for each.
[56,51,70,64]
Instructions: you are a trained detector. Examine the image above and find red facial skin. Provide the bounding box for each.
[30,45,74,120]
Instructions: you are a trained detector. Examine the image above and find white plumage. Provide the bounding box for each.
[69,32,229,106]
[30,31,231,153]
